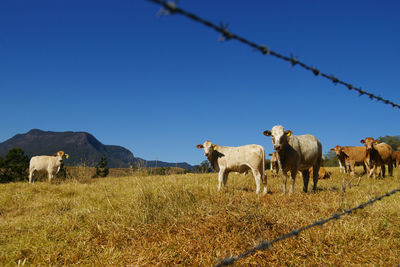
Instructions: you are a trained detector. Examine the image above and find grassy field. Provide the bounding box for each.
[1,167,400,266]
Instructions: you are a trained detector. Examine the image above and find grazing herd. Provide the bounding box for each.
[27,125,399,195]
[197,125,398,194]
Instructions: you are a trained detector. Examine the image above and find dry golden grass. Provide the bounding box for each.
[1,167,399,266]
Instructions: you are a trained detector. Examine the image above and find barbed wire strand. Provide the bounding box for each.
[147,0,400,110]
[214,188,400,266]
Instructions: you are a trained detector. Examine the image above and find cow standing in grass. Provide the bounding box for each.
[330,145,368,177]
[196,141,266,194]
[29,151,69,183]
[269,152,279,175]
[263,125,322,194]
[360,137,393,178]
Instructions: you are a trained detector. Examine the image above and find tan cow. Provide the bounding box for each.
[268,152,279,175]
[330,145,369,178]
[298,166,331,180]
[360,137,393,178]
[263,125,322,194]
[312,166,331,179]
[29,151,69,183]
[196,141,266,194]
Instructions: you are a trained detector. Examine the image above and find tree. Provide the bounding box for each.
[0,148,29,183]
[323,151,339,167]
[378,135,400,150]
[200,160,212,173]
[94,156,109,178]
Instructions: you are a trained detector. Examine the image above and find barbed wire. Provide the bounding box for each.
[214,188,400,266]
[147,0,400,109]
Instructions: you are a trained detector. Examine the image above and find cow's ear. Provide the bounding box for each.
[65,154,69,159]
[329,148,335,151]
[285,130,292,137]
[360,139,365,144]
[196,144,204,149]
[53,153,57,157]
[374,140,379,144]
[263,130,272,136]
[213,145,218,151]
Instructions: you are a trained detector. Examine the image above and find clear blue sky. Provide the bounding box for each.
[1,0,399,166]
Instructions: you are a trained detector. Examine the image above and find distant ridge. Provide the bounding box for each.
[0,129,193,169]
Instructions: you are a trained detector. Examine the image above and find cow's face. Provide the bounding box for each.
[263,125,292,152]
[269,152,278,163]
[360,137,378,152]
[196,140,215,158]
[330,146,342,157]
[54,151,69,163]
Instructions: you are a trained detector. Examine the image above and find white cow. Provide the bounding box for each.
[196,141,266,194]
[263,125,322,194]
[28,151,69,183]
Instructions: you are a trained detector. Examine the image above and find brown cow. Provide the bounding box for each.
[392,150,400,168]
[360,137,393,178]
[330,145,369,177]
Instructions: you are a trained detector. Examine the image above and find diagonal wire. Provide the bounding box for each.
[214,188,400,266]
[147,0,400,110]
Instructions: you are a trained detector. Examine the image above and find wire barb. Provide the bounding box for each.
[218,22,233,42]
[147,0,400,109]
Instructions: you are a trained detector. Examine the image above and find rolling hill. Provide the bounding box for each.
[0,129,193,169]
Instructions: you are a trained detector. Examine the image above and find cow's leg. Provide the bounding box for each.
[222,172,229,187]
[362,164,367,175]
[381,164,386,178]
[312,166,319,192]
[218,169,226,192]
[290,169,297,194]
[251,169,261,194]
[28,168,35,184]
[301,170,310,193]
[370,164,377,179]
[281,171,289,194]
[339,160,344,173]
[388,162,393,177]
[48,171,53,183]
[259,164,267,195]
[349,161,356,177]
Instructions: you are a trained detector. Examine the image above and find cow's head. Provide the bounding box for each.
[263,125,292,152]
[330,145,343,157]
[196,140,217,158]
[360,137,378,152]
[53,151,69,162]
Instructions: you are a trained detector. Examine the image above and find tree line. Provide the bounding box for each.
[1,135,398,181]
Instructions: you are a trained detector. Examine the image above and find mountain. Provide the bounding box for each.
[0,129,193,169]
